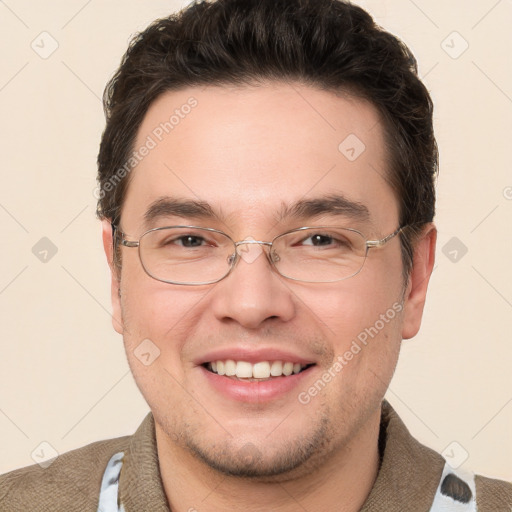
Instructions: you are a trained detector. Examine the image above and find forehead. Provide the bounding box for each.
[121,82,399,234]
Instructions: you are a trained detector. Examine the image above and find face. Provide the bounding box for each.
[102,82,435,479]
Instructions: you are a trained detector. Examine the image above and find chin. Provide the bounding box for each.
[180,414,332,481]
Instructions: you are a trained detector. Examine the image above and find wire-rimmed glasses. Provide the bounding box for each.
[113,224,404,285]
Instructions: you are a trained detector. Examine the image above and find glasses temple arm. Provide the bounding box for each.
[366,226,404,248]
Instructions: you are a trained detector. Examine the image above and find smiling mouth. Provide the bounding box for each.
[203,360,315,381]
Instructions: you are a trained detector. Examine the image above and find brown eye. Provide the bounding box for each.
[174,235,207,247]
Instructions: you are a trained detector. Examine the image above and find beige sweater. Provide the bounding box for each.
[0,400,510,511]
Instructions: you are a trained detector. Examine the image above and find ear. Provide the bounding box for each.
[401,223,437,340]
[101,220,124,335]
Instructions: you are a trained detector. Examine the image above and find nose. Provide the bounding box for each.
[210,241,296,329]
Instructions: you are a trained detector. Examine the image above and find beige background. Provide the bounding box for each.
[0,0,511,480]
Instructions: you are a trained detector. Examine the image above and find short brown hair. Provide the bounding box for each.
[97,0,438,280]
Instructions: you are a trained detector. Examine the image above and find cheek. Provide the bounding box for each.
[314,286,403,399]
[120,253,184,330]
[302,281,402,344]
[119,260,210,364]
[298,262,404,388]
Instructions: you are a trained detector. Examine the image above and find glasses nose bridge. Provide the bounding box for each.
[234,239,273,250]
[227,239,275,268]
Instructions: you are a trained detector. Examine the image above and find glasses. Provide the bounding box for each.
[113,224,404,285]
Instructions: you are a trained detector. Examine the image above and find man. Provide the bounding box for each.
[1,0,510,510]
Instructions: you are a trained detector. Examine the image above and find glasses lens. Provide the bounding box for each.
[272,227,367,282]
[139,227,234,284]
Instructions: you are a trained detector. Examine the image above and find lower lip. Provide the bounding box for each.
[199,365,315,403]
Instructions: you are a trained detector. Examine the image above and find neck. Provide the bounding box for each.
[155,407,382,512]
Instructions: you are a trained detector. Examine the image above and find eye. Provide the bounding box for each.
[301,233,335,247]
[169,235,210,248]
[299,232,351,248]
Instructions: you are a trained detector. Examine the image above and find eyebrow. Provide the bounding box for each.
[277,194,370,223]
[143,193,370,228]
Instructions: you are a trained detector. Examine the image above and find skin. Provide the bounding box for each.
[102,82,436,512]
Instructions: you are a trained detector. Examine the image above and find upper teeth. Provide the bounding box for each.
[209,360,306,379]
